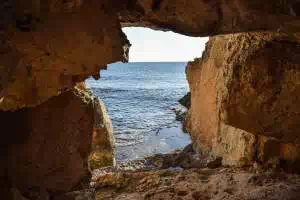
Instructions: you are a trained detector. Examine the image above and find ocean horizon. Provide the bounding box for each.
[86,62,191,161]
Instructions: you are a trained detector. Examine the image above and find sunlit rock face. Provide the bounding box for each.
[0,0,130,111]
[89,97,116,170]
[186,45,257,166]
[186,32,300,169]
[221,33,300,143]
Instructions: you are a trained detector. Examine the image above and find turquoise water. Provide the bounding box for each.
[86,62,190,160]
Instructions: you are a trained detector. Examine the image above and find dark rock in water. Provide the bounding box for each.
[178,92,191,108]
[207,157,223,169]
[174,109,187,122]
[145,144,207,169]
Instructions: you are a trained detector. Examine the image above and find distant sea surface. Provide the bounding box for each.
[86,62,190,161]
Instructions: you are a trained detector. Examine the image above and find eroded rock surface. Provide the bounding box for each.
[119,0,300,37]
[220,33,300,144]
[0,0,130,111]
[186,32,300,168]
[0,86,115,199]
[92,167,300,200]
[89,97,116,170]
[2,88,94,194]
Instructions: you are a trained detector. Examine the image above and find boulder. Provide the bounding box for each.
[4,88,94,194]
[178,92,191,109]
[0,87,115,196]
[88,98,116,170]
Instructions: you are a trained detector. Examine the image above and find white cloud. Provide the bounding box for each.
[122,27,208,62]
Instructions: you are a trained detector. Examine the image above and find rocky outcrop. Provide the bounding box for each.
[0,87,116,198]
[186,50,257,166]
[0,0,130,111]
[89,98,115,170]
[186,32,300,168]
[3,88,94,195]
[119,0,300,37]
[178,92,190,109]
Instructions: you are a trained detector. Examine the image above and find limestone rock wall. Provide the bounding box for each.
[89,97,116,170]
[3,88,94,195]
[0,87,116,198]
[119,0,300,37]
[187,33,300,168]
[221,33,300,144]
[186,45,257,166]
[0,0,130,111]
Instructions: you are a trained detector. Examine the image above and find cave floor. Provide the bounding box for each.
[91,164,300,200]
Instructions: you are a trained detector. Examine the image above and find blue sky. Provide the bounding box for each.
[122,27,208,62]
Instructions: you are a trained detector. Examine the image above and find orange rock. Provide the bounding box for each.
[186,32,300,168]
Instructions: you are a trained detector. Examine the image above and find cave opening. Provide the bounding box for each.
[86,27,208,162]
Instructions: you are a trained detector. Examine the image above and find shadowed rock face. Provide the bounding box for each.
[119,0,300,37]
[2,88,94,194]
[0,0,130,111]
[0,87,116,198]
[220,34,300,143]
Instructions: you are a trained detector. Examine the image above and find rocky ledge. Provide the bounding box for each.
[92,167,300,200]
[87,145,300,200]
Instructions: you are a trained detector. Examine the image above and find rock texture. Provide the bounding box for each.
[178,92,190,109]
[0,0,130,111]
[186,32,300,168]
[3,88,94,194]
[119,0,300,37]
[89,98,116,170]
[0,86,115,198]
[92,167,300,200]
[220,33,300,144]
[187,53,257,166]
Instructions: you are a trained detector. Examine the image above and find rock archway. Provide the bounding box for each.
[2,0,300,199]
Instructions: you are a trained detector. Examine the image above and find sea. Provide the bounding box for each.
[86,62,191,161]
